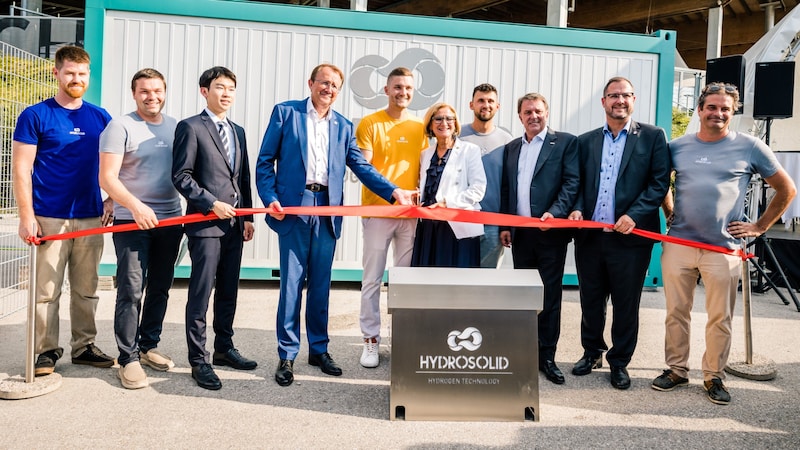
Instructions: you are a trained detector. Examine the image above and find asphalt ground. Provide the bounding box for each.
[1,274,800,449]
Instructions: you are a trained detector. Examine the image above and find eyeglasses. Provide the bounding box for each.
[605,92,634,100]
[432,116,456,123]
[314,79,340,92]
[703,83,738,94]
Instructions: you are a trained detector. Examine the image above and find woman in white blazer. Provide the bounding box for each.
[411,102,487,267]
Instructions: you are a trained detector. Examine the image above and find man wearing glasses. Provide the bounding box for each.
[568,76,671,390]
[653,83,795,405]
[256,63,413,386]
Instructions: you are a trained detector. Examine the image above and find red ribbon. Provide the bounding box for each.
[26,205,751,260]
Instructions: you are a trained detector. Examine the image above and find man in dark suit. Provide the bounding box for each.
[499,93,579,385]
[173,66,257,390]
[256,63,412,387]
[567,76,670,389]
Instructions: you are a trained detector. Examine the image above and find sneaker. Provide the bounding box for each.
[72,343,116,368]
[118,361,149,389]
[140,348,175,372]
[651,369,689,392]
[704,377,731,405]
[360,337,379,368]
[35,347,64,376]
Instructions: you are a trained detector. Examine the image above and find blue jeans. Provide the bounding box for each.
[113,221,183,366]
[480,225,503,268]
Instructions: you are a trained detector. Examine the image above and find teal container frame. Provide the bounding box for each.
[86,0,675,287]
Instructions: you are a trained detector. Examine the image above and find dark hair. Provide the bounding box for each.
[472,83,498,98]
[516,92,549,113]
[603,76,634,95]
[55,45,89,69]
[199,66,236,89]
[697,82,742,110]
[131,68,166,92]
[309,63,344,85]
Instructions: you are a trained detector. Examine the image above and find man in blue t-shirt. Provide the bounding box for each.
[13,45,115,376]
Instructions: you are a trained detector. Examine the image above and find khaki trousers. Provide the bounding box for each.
[35,216,103,357]
[661,242,740,381]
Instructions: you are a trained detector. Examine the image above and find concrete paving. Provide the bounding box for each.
[1,277,799,448]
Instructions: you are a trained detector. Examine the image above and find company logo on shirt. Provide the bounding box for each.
[694,156,711,164]
[397,136,408,144]
[69,127,85,136]
[155,140,169,148]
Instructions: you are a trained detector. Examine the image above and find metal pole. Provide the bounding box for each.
[741,240,753,364]
[25,237,37,383]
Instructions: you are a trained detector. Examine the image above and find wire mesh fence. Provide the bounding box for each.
[0,42,57,319]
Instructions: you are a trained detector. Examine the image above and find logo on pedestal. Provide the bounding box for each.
[447,327,482,351]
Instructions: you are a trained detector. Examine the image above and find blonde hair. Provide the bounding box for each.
[423,102,460,138]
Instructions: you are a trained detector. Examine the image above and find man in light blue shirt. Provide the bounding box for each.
[568,77,670,390]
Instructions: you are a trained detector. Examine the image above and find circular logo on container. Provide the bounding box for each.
[447,327,482,351]
[349,48,445,110]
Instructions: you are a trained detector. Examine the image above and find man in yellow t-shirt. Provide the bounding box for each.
[356,66,428,368]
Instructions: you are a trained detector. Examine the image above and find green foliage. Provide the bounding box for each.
[0,54,57,211]
[672,107,691,139]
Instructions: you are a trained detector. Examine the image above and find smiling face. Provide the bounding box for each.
[133,77,166,122]
[54,60,90,100]
[697,93,734,138]
[430,106,458,143]
[385,74,414,111]
[518,98,549,139]
[601,80,636,122]
[201,76,236,116]
[308,66,342,113]
[470,90,499,123]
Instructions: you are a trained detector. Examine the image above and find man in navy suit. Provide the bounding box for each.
[256,63,412,386]
[499,92,579,385]
[173,66,257,390]
[567,77,670,390]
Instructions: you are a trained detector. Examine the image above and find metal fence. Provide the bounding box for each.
[0,42,56,319]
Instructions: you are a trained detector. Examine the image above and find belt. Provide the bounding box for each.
[305,183,328,192]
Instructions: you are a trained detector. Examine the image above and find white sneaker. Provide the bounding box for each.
[140,348,175,371]
[360,338,379,368]
[118,361,149,389]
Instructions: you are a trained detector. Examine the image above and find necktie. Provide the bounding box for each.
[218,121,233,168]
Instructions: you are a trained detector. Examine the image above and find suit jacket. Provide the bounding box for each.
[172,111,253,238]
[419,138,486,239]
[256,98,397,239]
[573,120,670,245]
[499,128,579,230]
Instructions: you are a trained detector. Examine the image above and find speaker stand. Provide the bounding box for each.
[748,235,800,311]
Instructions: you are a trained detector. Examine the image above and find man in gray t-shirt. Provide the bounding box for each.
[653,82,796,405]
[99,68,184,390]
[460,83,513,268]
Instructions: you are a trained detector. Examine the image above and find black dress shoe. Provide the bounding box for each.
[572,354,603,376]
[610,366,631,390]
[191,363,222,390]
[540,360,565,384]
[213,348,257,370]
[275,359,294,386]
[308,352,342,376]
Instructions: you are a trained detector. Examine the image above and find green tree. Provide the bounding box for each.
[672,107,691,139]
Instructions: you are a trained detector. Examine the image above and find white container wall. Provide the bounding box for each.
[93,2,672,283]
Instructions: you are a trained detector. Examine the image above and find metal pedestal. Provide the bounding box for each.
[388,267,543,421]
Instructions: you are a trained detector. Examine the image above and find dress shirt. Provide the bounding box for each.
[205,108,234,168]
[591,120,631,225]
[516,128,547,217]
[305,98,330,186]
